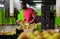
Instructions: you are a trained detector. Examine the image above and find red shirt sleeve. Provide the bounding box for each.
[31,9,35,16]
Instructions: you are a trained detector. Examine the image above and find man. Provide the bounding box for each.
[19,2,36,24]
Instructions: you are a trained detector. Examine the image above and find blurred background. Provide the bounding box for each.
[0,1,60,39]
[0,0,60,32]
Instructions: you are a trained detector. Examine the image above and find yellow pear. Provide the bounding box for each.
[52,32,60,39]
[34,30,41,36]
[42,31,52,38]
[27,32,35,39]
[17,32,28,39]
[37,34,43,39]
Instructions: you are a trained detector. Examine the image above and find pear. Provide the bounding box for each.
[37,34,43,39]
[52,32,60,39]
[27,32,35,39]
[42,31,52,39]
[17,32,28,39]
[46,36,54,39]
[34,30,41,36]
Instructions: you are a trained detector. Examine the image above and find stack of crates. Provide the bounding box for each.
[41,0,55,29]
[0,8,2,25]
[18,9,24,20]
[6,17,16,25]
[2,9,6,24]
[41,5,47,29]
[0,8,6,25]
[41,5,54,29]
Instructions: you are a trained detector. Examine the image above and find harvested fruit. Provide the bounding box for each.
[17,32,28,39]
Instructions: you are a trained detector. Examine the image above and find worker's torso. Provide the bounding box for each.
[24,8,33,23]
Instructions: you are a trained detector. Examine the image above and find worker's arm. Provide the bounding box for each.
[29,9,36,24]
[29,15,36,24]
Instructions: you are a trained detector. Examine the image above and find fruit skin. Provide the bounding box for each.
[37,34,43,39]
[34,30,41,36]
[46,36,54,39]
[52,32,60,39]
[43,33,51,39]
[34,30,43,39]
[42,31,52,39]
[27,32,35,39]
[17,32,28,39]
[42,30,60,39]
[46,35,59,39]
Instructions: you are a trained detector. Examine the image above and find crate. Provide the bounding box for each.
[0,35,17,39]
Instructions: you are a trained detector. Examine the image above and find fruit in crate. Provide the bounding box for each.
[17,32,28,39]
[0,29,16,35]
[35,34,43,39]
[17,24,35,30]
[52,32,60,39]
[18,21,23,24]
[18,20,26,25]
[27,31,43,39]
[46,33,60,39]
[34,30,41,36]
[17,26,21,30]
[42,30,52,39]
[0,32,6,35]
[0,32,15,35]
[34,30,43,39]
[17,25,25,30]
[27,32,35,39]
[17,30,60,39]
[42,30,60,39]
[11,30,16,35]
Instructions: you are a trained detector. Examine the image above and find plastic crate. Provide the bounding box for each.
[55,18,60,27]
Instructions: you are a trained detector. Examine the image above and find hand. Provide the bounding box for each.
[29,21,33,24]
[25,23,29,25]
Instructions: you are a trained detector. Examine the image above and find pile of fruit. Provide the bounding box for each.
[17,24,35,30]
[17,20,40,26]
[17,20,60,39]
[17,20,27,25]
[0,29,16,35]
[17,22,40,30]
[17,30,60,39]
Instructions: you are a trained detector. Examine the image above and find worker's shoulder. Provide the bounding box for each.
[27,7,34,10]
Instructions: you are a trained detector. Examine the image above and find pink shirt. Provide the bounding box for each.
[24,8,35,23]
